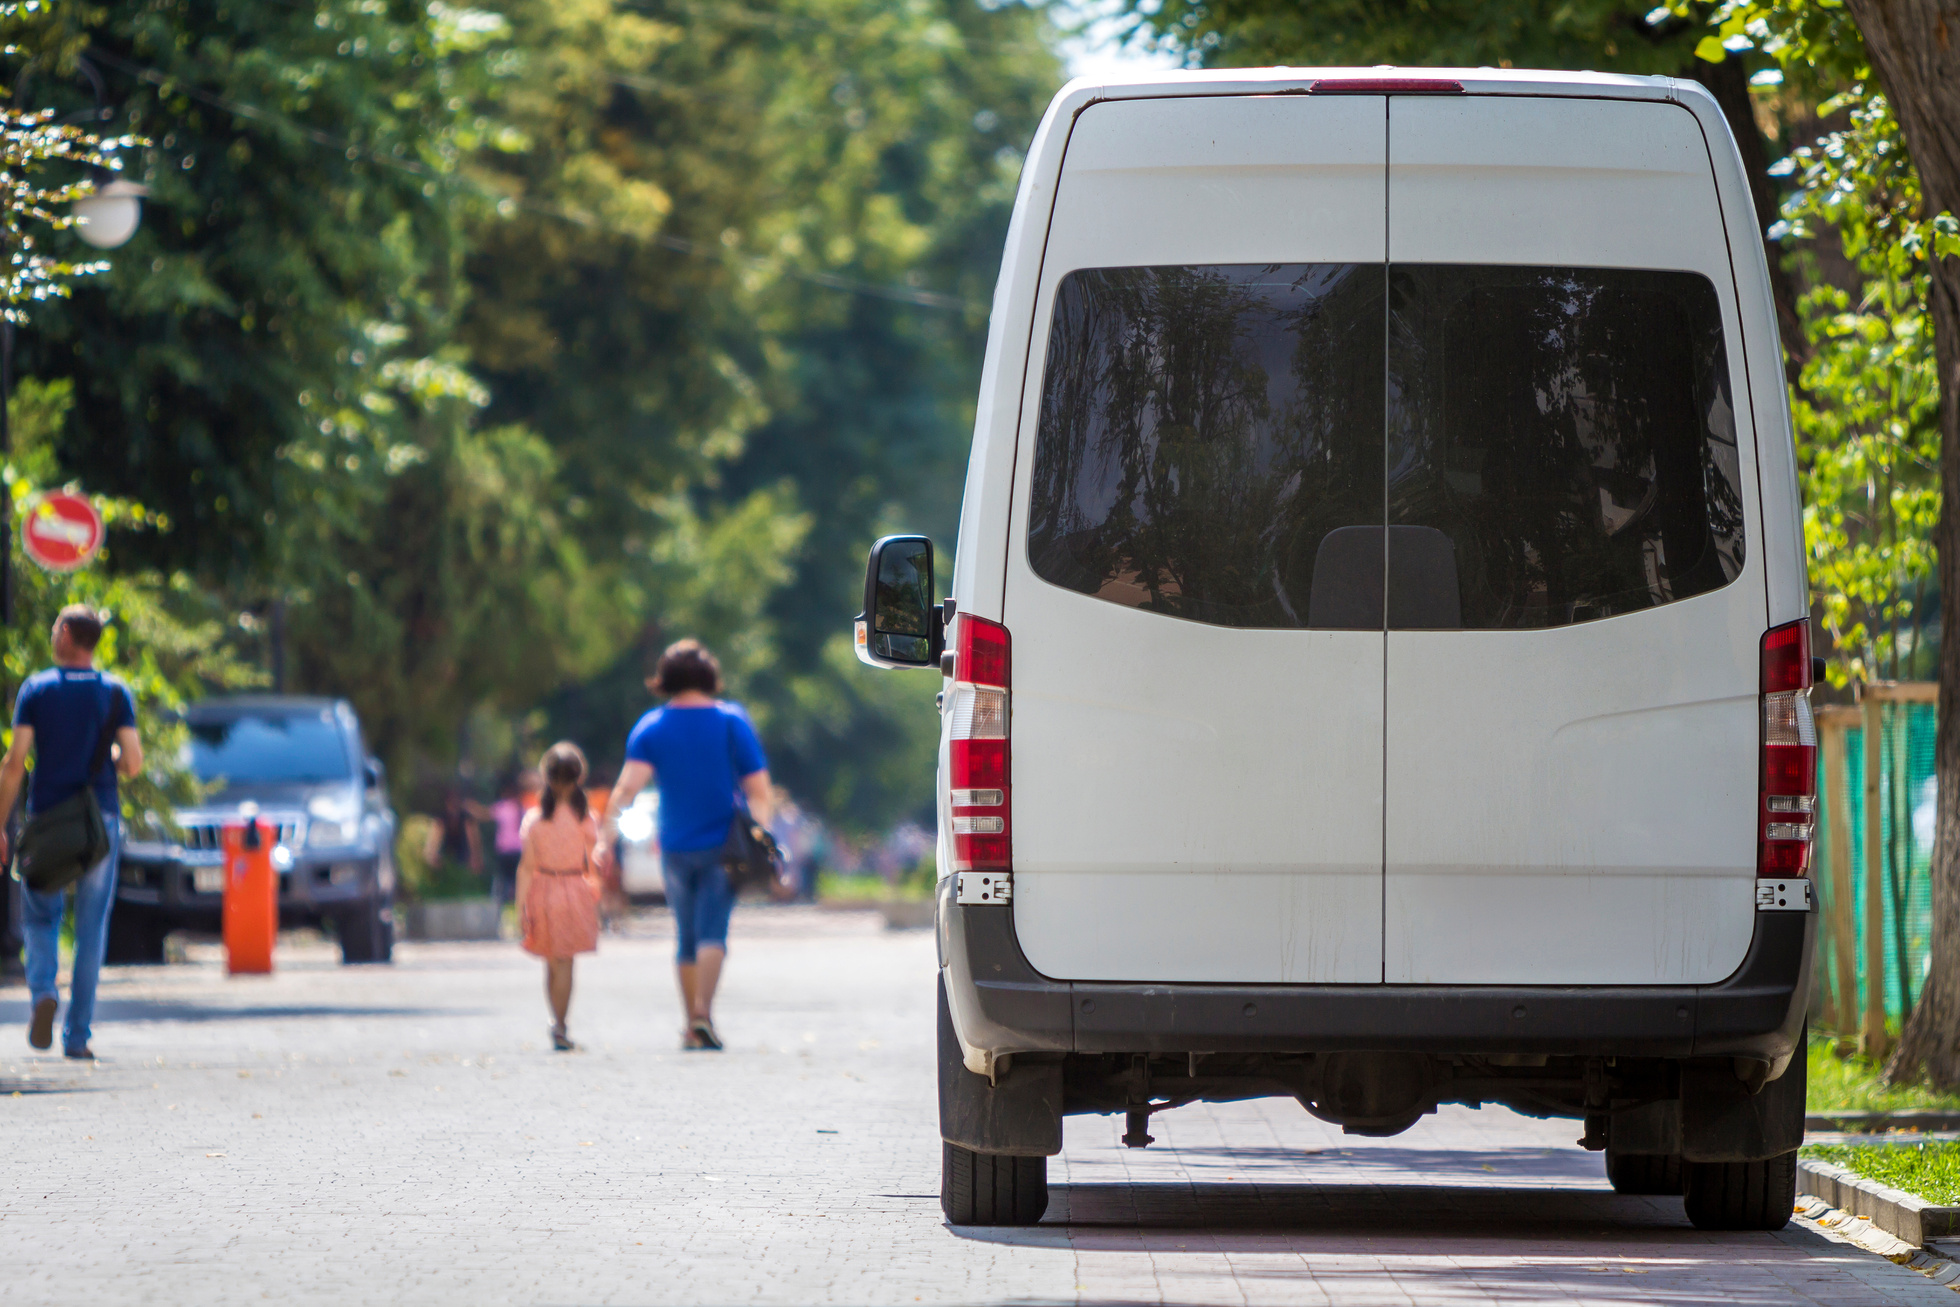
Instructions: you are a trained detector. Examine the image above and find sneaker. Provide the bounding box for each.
[28,996,55,1051]
[63,1044,94,1061]
[690,1018,723,1052]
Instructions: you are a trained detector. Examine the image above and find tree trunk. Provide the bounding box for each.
[1844,0,1960,1088]
[1690,57,1809,377]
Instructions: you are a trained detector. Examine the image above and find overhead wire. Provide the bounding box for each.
[84,45,987,315]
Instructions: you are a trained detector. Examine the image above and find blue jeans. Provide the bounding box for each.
[24,814,122,1052]
[662,845,733,964]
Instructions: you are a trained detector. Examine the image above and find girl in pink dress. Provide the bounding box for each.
[518,742,601,1051]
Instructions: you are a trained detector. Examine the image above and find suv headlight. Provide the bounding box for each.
[307,818,359,848]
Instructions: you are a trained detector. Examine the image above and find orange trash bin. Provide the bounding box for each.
[222,816,277,975]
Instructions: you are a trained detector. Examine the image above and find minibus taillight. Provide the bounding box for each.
[948,615,1010,874]
[1760,620,1817,875]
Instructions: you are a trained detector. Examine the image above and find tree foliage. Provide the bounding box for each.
[3,0,1057,831]
[3,377,260,831]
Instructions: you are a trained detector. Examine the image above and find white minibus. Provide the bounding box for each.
[857,67,1814,1232]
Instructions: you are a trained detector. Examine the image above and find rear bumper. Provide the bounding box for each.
[938,878,1811,1065]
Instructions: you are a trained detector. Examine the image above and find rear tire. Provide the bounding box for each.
[1606,1149,1682,1195]
[941,1142,1047,1226]
[337,902,394,965]
[1681,1151,1797,1230]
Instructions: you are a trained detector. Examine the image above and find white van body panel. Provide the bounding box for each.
[1005,95,1389,983]
[1660,81,1808,627]
[951,83,1099,625]
[941,68,1805,994]
[1381,95,1765,984]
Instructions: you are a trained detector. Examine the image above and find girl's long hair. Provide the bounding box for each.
[538,741,589,820]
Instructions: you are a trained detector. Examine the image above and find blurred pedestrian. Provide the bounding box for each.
[596,639,773,1051]
[487,770,539,913]
[518,743,600,1052]
[0,605,144,1059]
[423,787,482,881]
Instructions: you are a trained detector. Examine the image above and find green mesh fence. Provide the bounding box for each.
[1814,699,1937,1029]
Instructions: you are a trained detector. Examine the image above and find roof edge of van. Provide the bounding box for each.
[1057,66,1680,105]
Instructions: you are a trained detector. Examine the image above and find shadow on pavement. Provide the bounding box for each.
[1144,1144,1607,1188]
[1043,1181,1686,1240]
[0,998,471,1024]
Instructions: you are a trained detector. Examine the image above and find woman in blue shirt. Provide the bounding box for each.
[596,640,773,1050]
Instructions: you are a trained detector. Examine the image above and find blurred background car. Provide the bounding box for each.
[614,790,664,903]
[109,695,399,965]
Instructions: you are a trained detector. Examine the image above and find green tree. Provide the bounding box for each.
[464,0,1057,826]
[4,378,259,829]
[7,0,1061,835]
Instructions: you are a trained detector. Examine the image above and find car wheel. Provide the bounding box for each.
[1605,1148,1682,1195]
[941,1142,1047,1226]
[1681,1151,1797,1230]
[104,909,169,965]
[338,902,394,965]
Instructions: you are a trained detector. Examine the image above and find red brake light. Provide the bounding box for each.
[1309,78,1465,95]
[957,613,1009,689]
[949,615,1010,874]
[1759,620,1816,876]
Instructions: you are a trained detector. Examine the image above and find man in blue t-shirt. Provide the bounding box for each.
[596,638,773,1051]
[0,605,144,1059]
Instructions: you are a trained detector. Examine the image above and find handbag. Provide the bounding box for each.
[722,806,783,894]
[719,712,783,893]
[15,695,123,894]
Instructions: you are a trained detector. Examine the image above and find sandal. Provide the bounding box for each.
[550,1024,575,1052]
[690,1018,723,1052]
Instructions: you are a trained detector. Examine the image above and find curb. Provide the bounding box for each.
[1807,1110,1960,1133]
[1799,1158,1960,1247]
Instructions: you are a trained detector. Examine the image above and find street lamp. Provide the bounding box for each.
[70,179,148,250]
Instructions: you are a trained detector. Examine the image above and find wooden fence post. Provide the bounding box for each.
[1818,705,1862,1034]
[1863,687,1889,1056]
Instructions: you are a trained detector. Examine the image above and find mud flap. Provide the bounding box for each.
[1679,1044,1805,1163]
[938,973,1062,1157]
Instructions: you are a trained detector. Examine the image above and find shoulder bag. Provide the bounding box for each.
[719,711,783,894]
[15,692,123,894]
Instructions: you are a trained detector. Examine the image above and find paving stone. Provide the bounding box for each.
[0,905,1950,1304]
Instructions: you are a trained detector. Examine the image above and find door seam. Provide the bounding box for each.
[1381,94,1391,986]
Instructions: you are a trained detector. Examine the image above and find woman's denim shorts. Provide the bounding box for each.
[662,845,734,963]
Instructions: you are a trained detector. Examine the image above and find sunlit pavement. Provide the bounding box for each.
[0,905,1949,1305]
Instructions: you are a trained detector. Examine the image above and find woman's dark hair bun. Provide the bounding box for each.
[651,638,723,696]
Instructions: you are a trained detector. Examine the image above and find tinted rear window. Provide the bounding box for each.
[1027,263,1744,630]
[1026,263,1384,629]
[1387,266,1745,629]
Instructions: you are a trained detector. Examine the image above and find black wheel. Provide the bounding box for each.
[337,902,394,965]
[941,1142,1047,1226]
[1606,1149,1682,1195]
[1682,1151,1797,1230]
[104,909,168,965]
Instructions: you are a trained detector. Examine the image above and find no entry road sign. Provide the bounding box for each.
[20,492,105,572]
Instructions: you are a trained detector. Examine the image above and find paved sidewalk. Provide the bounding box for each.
[0,905,1948,1304]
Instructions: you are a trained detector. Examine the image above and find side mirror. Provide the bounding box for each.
[855,534,942,669]
[363,756,386,790]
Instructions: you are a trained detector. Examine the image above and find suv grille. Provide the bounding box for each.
[177,820,303,851]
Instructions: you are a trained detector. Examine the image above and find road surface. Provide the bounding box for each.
[0,905,1948,1305]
